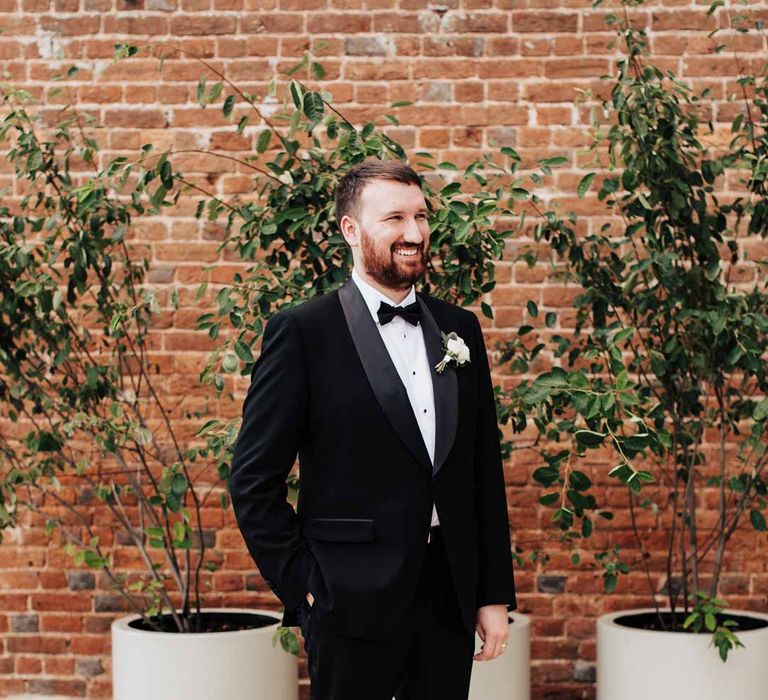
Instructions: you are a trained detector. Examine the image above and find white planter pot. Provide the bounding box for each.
[469,612,530,700]
[598,607,768,700]
[112,607,297,700]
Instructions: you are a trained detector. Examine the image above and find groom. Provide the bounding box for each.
[229,160,517,699]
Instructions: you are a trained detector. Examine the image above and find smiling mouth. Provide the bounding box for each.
[393,246,421,258]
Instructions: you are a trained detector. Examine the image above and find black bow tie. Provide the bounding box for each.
[377,300,421,326]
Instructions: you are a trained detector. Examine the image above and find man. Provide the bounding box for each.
[229,159,516,700]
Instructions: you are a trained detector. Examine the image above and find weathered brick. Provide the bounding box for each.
[10,614,39,633]
[514,11,578,32]
[76,657,104,677]
[68,572,95,591]
[344,36,391,56]
[170,15,236,34]
[538,575,567,594]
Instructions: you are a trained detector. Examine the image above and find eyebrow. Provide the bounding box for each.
[381,208,428,217]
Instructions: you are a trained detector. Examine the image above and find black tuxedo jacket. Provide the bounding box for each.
[229,278,516,640]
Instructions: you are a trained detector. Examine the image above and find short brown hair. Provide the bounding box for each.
[334,160,422,229]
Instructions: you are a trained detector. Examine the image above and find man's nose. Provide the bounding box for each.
[402,217,422,243]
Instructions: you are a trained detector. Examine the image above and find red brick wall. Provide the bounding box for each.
[1,1,767,698]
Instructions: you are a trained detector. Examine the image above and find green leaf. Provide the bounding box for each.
[534,369,569,388]
[279,627,301,655]
[753,398,768,421]
[501,147,520,161]
[527,300,538,318]
[223,94,236,119]
[290,80,303,110]
[303,91,325,123]
[84,550,107,568]
[750,509,766,532]
[707,0,724,14]
[134,426,153,446]
[539,156,569,167]
[705,262,721,281]
[208,82,223,104]
[256,129,271,153]
[171,473,187,496]
[222,353,238,373]
[613,327,635,343]
[569,470,592,491]
[533,466,560,487]
[575,430,606,447]
[577,173,595,198]
[234,339,254,362]
[160,159,173,189]
[311,62,326,79]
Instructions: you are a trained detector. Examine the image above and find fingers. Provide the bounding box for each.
[473,632,509,661]
[474,607,508,661]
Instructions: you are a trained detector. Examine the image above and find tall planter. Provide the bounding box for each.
[597,608,768,700]
[111,608,297,700]
[469,613,530,700]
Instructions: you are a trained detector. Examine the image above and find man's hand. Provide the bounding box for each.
[474,604,509,661]
[305,591,314,607]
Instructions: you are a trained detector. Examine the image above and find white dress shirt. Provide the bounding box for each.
[351,268,440,528]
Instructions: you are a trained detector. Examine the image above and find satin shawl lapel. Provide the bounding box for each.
[417,294,458,477]
[337,280,432,472]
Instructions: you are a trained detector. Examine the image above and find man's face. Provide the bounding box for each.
[344,179,430,291]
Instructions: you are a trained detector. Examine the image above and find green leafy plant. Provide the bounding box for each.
[684,592,745,661]
[0,83,217,632]
[500,0,768,658]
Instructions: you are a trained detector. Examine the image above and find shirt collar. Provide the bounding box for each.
[351,268,416,326]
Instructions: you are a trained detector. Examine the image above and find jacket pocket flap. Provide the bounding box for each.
[303,517,374,542]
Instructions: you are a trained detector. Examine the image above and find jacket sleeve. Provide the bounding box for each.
[471,313,517,612]
[228,310,314,613]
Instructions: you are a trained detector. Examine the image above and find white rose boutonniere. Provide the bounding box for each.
[435,331,471,374]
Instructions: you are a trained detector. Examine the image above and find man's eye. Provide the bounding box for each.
[388,216,402,221]
[416,213,427,219]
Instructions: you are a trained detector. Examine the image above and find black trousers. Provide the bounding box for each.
[296,526,475,700]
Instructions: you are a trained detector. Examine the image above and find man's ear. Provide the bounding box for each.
[340,214,359,247]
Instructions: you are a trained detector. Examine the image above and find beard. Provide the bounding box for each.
[360,229,428,291]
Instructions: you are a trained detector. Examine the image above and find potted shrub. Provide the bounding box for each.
[0,84,297,699]
[500,0,768,696]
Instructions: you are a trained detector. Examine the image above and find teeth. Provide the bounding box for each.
[394,249,418,256]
